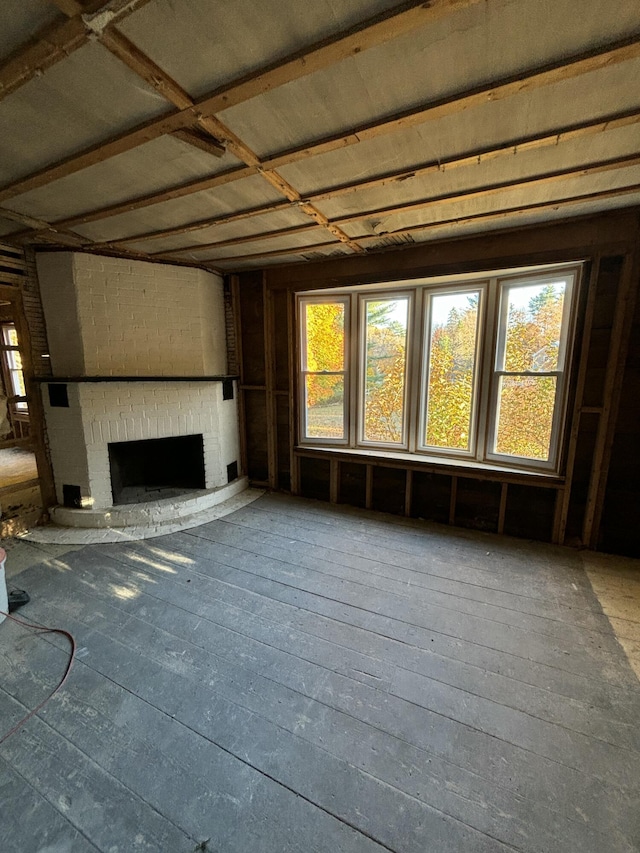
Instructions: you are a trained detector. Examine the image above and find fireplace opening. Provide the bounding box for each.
[108,434,206,505]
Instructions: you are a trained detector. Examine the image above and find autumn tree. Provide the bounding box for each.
[426,296,479,450]
[364,301,407,443]
[494,284,565,459]
[304,302,345,438]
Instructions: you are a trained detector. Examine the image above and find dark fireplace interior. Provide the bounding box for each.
[109,434,206,505]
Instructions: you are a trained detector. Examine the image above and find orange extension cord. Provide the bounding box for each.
[0,609,75,745]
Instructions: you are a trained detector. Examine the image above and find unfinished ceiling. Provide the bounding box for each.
[1,0,640,272]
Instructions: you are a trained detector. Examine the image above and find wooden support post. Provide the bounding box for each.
[449,476,458,526]
[583,250,639,548]
[558,256,601,544]
[287,291,299,495]
[263,276,278,490]
[365,465,373,510]
[230,274,247,477]
[552,488,564,545]
[404,469,413,517]
[498,482,508,534]
[330,459,339,504]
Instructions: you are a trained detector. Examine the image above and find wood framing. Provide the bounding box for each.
[170,129,226,158]
[0,0,480,203]
[262,34,640,170]
[582,250,640,548]
[264,278,278,489]
[0,15,88,101]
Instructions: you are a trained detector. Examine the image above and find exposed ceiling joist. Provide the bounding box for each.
[183,183,640,268]
[331,153,640,228]
[0,15,87,100]
[356,183,640,244]
[0,206,87,246]
[190,0,483,117]
[170,128,226,159]
[310,109,640,202]
[142,152,640,261]
[0,0,484,202]
[96,201,294,247]
[262,34,640,171]
[205,240,344,266]
[33,55,640,234]
[153,224,321,258]
[100,138,640,251]
[91,29,366,254]
[0,0,152,102]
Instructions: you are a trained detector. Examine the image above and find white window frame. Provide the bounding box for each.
[1,323,28,413]
[297,261,583,476]
[298,295,350,446]
[357,291,413,450]
[419,283,487,460]
[485,268,578,472]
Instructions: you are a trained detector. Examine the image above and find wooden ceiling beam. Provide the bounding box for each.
[36,99,640,234]
[201,240,345,266]
[0,0,482,201]
[98,201,294,247]
[152,224,321,258]
[356,184,640,245]
[0,206,88,246]
[170,129,226,159]
[93,33,365,254]
[329,153,640,229]
[0,0,152,102]
[96,135,640,250]
[191,0,483,117]
[0,15,88,101]
[309,109,640,202]
[262,34,640,171]
[122,152,640,256]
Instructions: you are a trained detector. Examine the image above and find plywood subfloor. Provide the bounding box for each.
[1,493,639,853]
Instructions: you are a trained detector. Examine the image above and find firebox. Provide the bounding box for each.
[108,434,206,505]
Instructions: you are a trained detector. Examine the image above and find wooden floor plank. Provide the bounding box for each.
[3,595,520,853]
[49,543,640,743]
[1,495,638,853]
[12,559,639,852]
[7,588,632,853]
[197,513,616,643]
[0,756,100,853]
[100,531,640,718]
[180,524,632,686]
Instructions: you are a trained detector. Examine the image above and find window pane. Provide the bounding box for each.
[503,281,566,372]
[11,368,26,398]
[304,302,344,371]
[363,298,407,443]
[3,326,18,347]
[305,375,344,439]
[425,291,479,451]
[494,375,557,460]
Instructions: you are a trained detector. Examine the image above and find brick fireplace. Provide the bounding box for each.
[35,252,244,529]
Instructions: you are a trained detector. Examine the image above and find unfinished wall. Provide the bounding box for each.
[234,209,640,555]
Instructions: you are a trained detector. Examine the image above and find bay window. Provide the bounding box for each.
[297,262,581,474]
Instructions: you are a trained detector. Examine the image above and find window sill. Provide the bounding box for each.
[295,445,564,487]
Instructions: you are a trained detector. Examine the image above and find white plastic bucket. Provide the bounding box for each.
[0,547,7,624]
